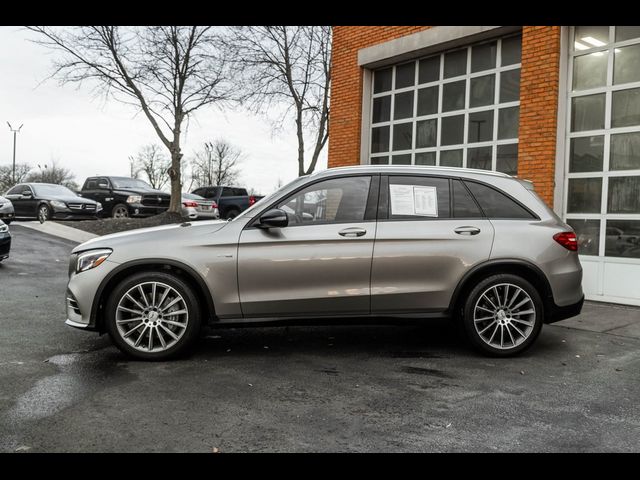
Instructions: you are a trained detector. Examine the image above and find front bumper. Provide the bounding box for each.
[0,233,11,260]
[65,259,120,331]
[127,204,169,218]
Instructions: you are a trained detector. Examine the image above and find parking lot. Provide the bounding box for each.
[1,224,639,452]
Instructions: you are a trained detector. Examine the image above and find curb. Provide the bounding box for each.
[17,221,99,244]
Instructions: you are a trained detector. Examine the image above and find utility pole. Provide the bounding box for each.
[7,122,23,185]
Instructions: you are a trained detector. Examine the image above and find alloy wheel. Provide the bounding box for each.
[473,283,536,350]
[115,281,189,353]
[113,206,129,218]
[38,205,50,223]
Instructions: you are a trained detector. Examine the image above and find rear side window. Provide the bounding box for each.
[387,176,450,219]
[234,188,247,196]
[452,180,482,218]
[464,181,535,219]
[221,188,233,197]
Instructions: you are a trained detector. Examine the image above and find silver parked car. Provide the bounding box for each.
[65,166,584,360]
[181,192,220,220]
[0,195,15,224]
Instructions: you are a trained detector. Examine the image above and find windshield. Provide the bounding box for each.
[231,176,309,221]
[32,184,77,197]
[111,178,153,190]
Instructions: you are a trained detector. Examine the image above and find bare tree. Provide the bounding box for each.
[134,144,170,190]
[27,26,233,212]
[0,163,32,192]
[128,156,140,179]
[26,160,77,190]
[190,139,242,188]
[225,26,331,176]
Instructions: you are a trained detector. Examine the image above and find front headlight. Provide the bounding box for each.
[126,195,142,204]
[50,200,67,209]
[76,249,112,274]
[0,223,8,234]
[96,202,103,211]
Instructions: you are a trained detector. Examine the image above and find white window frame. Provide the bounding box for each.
[564,26,640,267]
[367,33,521,173]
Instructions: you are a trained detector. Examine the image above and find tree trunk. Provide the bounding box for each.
[168,148,182,213]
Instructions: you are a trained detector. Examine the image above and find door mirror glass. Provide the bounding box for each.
[98,181,109,190]
[22,190,32,198]
[258,209,289,228]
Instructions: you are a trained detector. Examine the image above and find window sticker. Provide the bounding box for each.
[390,184,438,217]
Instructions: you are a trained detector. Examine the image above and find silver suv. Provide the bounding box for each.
[65,166,584,360]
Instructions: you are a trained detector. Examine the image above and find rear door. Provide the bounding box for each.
[371,175,494,313]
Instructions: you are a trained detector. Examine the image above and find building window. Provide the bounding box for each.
[566,26,640,259]
[368,33,522,174]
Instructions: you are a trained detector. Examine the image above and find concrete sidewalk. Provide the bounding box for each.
[16,221,98,244]
[557,300,640,339]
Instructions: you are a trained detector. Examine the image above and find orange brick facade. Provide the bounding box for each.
[328,26,562,207]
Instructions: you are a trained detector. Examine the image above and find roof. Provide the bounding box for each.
[311,165,512,179]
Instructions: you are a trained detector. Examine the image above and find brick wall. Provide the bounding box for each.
[517,26,561,206]
[328,25,562,207]
[328,26,430,168]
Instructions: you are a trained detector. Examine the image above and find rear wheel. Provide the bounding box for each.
[225,208,240,220]
[461,274,543,357]
[112,204,129,219]
[105,271,202,360]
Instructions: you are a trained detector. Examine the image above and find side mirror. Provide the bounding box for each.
[258,208,288,229]
[22,190,33,198]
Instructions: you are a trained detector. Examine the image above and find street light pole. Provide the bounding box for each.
[7,122,23,185]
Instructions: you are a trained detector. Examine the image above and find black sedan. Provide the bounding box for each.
[4,183,102,222]
[0,220,10,262]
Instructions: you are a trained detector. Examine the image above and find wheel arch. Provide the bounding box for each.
[91,259,216,333]
[448,259,554,319]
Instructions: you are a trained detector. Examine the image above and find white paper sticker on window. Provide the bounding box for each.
[389,184,438,217]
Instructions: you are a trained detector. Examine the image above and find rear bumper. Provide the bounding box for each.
[546,295,584,324]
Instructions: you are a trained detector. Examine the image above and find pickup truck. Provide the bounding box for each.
[191,186,262,219]
[80,176,170,218]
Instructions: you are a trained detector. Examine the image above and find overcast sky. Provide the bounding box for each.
[0,26,326,195]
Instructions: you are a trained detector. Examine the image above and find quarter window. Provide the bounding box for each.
[369,33,521,174]
[278,177,372,226]
[465,181,534,219]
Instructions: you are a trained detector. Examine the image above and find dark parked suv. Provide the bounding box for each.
[191,186,259,219]
[80,177,170,218]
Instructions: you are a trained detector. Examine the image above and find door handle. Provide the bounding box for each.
[339,227,367,237]
[454,226,481,236]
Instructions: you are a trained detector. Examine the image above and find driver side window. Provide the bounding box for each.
[277,176,372,226]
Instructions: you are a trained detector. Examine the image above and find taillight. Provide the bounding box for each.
[553,232,578,251]
[211,201,218,208]
[249,195,256,206]
[182,201,198,208]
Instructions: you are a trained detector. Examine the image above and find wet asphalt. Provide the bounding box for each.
[0,224,639,452]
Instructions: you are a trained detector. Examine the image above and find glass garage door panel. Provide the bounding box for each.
[566,26,640,304]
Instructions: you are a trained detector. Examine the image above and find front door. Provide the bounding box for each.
[238,175,378,317]
[371,175,495,313]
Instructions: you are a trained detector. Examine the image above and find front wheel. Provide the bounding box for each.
[38,204,51,223]
[112,204,129,219]
[461,274,544,357]
[105,272,202,360]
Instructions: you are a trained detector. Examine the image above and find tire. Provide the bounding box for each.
[225,209,240,220]
[460,274,544,357]
[38,204,51,223]
[105,271,202,360]
[112,204,129,219]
